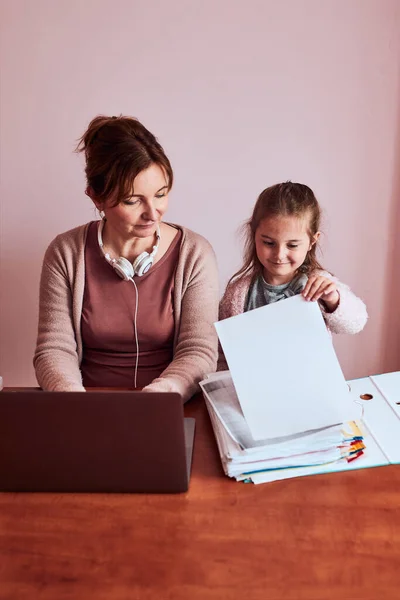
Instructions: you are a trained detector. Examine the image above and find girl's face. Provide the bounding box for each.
[100,163,169,239]
[255,214,319,285]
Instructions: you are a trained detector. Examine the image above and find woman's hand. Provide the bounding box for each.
[302,274,340,313]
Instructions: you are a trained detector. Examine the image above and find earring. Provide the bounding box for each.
[99,210,105,219]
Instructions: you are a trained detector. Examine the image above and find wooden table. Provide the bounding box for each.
[1,393,399,599]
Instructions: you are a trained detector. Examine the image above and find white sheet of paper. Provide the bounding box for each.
[200,371,345,453]
[215,295,357,440]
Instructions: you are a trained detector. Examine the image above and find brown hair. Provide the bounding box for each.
[230,181,324,284]
[76,115,173,206]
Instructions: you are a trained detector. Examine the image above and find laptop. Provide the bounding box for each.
[0,391,195,493]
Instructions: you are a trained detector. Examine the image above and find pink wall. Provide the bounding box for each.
[0,0,399,386]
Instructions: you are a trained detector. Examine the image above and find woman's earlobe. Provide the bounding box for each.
[85,187,103,214]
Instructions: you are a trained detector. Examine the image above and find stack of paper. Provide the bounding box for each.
[201,295,367,484]
[200,370,365,482]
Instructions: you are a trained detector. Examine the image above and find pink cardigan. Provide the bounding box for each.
[220,271,368,332]
[34,222,219,402]
[218,271,368,369]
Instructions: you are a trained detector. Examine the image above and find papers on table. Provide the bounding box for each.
[201,294,400,484]
[214,295,357,440]
[200,370,367,483]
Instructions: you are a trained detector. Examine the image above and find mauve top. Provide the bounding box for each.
[81,221,182,388]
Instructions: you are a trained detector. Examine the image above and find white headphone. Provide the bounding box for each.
[97,219,161,279]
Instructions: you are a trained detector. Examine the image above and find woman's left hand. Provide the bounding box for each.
[302,274,340,312]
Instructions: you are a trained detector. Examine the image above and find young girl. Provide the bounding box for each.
[219,182,367,368]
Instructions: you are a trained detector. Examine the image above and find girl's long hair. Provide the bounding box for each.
[230,181,325,285]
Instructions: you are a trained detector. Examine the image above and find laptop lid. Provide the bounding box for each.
[0,391,195,493]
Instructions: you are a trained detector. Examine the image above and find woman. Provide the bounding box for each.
[34,115,219,402]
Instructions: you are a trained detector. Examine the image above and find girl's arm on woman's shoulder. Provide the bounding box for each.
[314,270,368,335]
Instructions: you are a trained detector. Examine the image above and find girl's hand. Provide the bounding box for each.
[302,274,340,312]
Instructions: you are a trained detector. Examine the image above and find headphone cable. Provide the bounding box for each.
[129,277,140,389]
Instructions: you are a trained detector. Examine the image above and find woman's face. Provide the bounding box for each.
[101,163,169,238]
